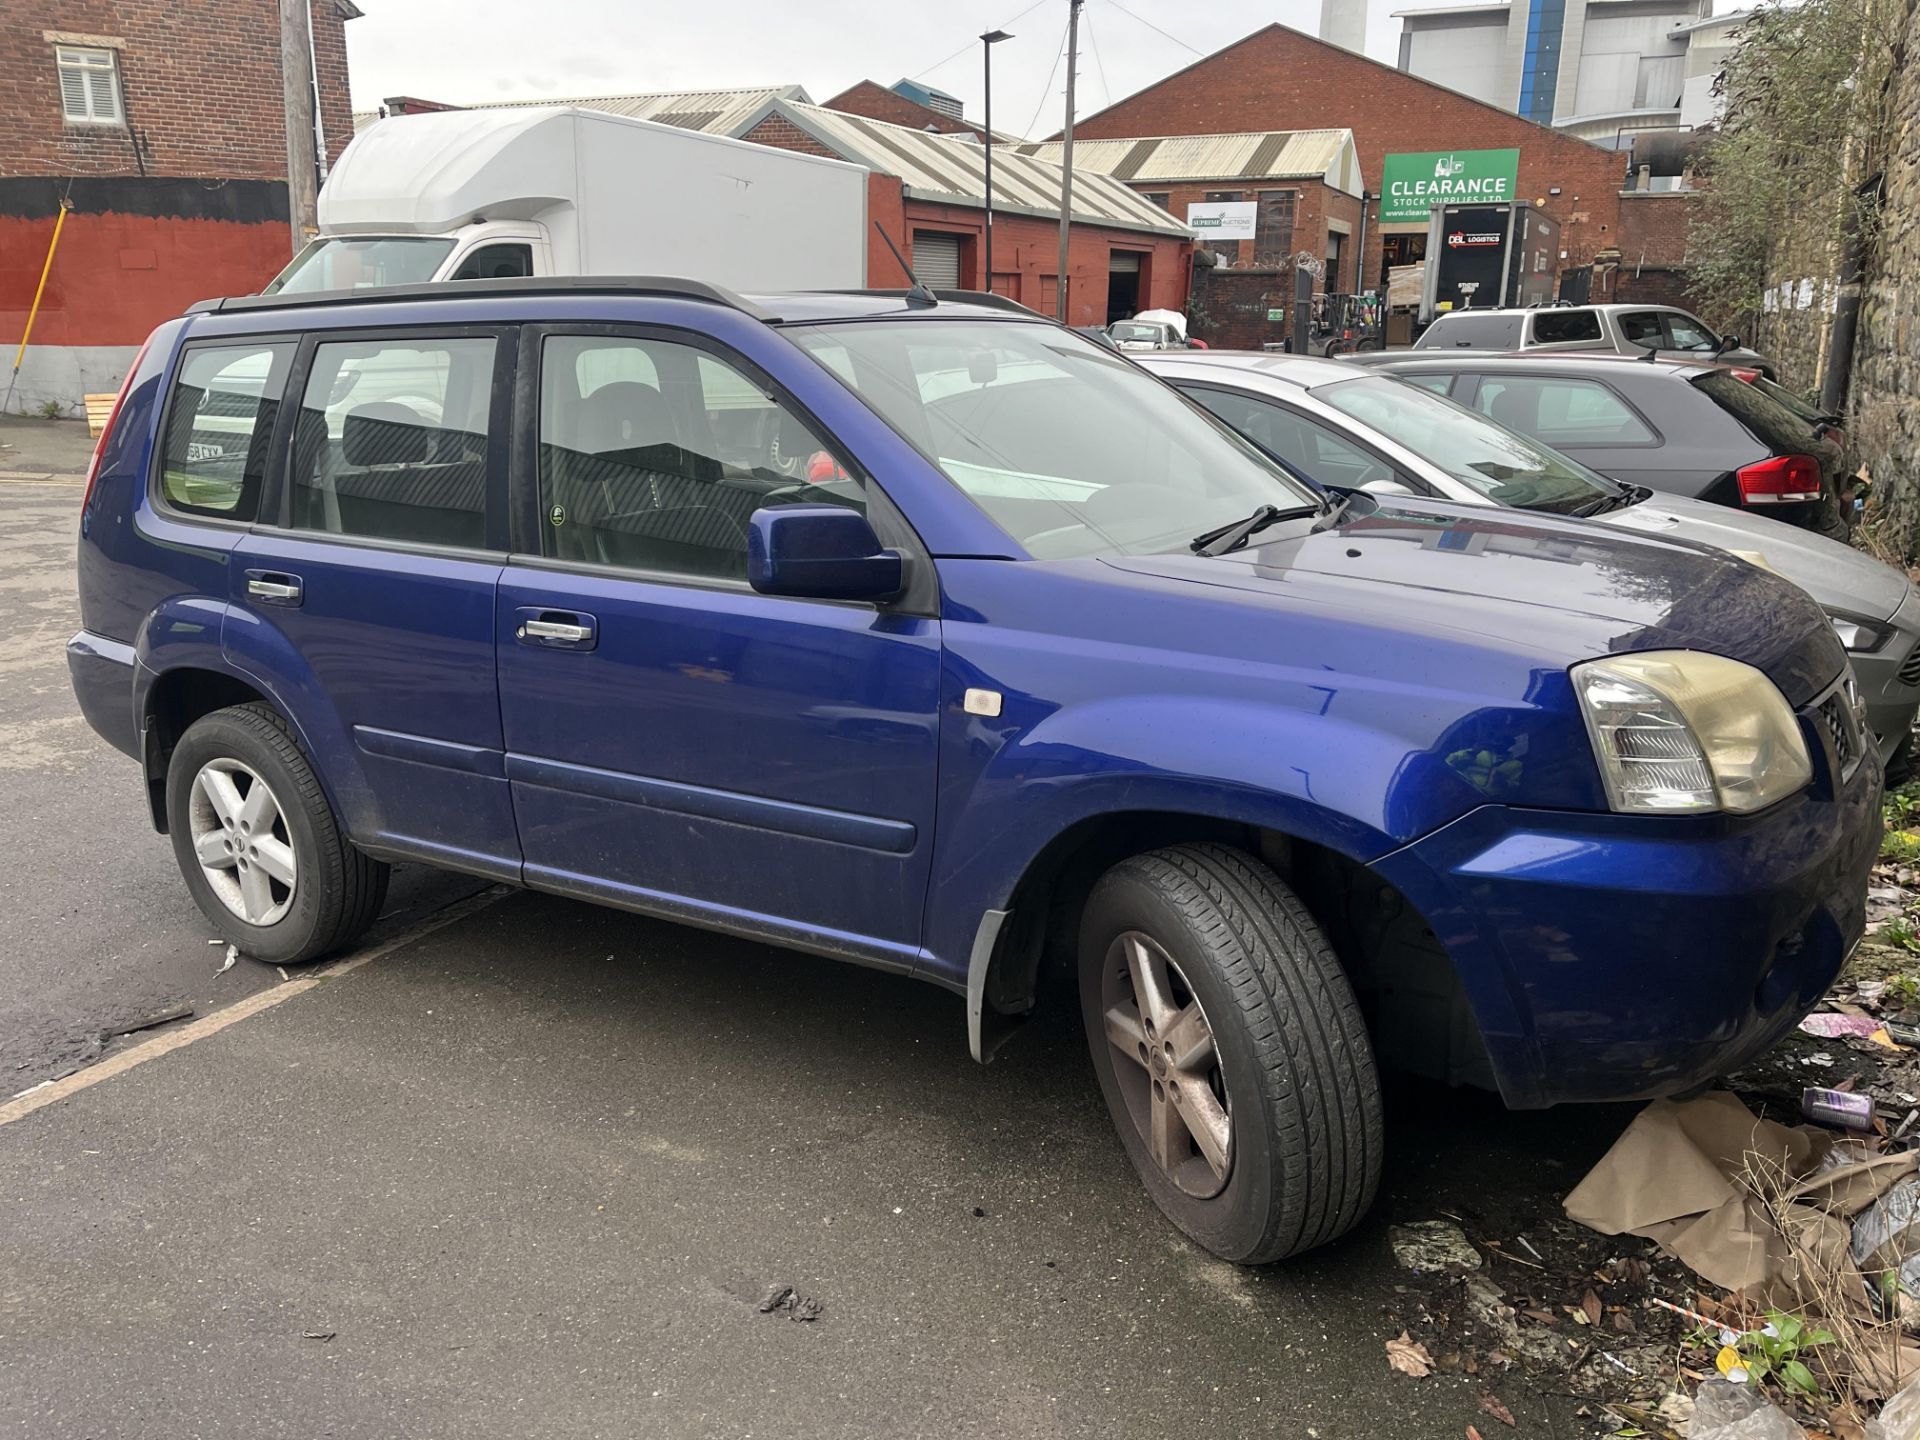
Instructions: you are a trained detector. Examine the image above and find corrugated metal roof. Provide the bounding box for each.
[1012,130,1361,193]
[732,101,1191,237]
[473,86,811,135]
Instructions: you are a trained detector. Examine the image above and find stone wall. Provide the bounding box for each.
[1853,0,1920,550]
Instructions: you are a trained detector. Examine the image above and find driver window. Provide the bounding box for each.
[537,335,863,580]
[1185,387,1399,490]
[1663,312,1717,351]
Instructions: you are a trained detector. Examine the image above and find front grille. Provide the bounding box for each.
[1898,643,1920,687]
[1818,684,1865,780]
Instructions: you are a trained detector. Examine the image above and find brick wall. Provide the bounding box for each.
[1136,180,1363,292]
[1067,23,1625,288]
[823,81,988,141]
[1612,190,1708,313]
[0,0,356,181]
[739,114,838,160]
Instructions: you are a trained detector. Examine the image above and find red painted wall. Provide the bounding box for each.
[1,210,288,349]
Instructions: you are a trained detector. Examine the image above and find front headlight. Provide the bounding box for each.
[1827,609,1894,654]
[1573,650,1812,814]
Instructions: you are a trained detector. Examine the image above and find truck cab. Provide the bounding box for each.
[268,223,553,294]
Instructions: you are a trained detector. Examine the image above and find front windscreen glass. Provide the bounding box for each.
[1316,374,1616,514]
[265,236,457,294]
[789,320,1318,559]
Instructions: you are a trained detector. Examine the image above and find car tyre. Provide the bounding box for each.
[1078,843,1383,1263]
[166,702,388,965]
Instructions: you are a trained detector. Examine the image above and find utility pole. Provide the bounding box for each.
[1055,0,1083,323]
[279,0,320,254]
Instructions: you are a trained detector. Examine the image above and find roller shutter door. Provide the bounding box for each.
[911,231,962,289]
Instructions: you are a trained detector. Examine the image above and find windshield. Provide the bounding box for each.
[789,320,1318,559]
[1314,375,1616,514]
[265,236,456,295]
[1108,323,1161,342]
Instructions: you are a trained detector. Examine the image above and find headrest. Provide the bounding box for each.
[342,402,432,466]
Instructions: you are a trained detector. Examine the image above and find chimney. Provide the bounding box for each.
[1319,0,1368,52]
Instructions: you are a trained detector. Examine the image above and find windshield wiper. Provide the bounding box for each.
[1189,500,1326,557]
[1570,484,1651,518]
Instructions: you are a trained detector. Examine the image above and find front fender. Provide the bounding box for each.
[922,558,1607,990]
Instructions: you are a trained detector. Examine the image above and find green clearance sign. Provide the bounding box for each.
[1379,148,1521,224]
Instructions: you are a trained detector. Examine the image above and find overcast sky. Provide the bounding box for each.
[345,0,1501,135]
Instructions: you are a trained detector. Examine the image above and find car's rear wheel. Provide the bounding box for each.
[1078,843,1382,1263]
[166,703,388,965]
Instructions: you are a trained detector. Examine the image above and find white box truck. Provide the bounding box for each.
[265,106,869,295]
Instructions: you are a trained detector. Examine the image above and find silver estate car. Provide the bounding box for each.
[1143,350,1920,776]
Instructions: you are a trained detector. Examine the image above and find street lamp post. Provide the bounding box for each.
[981,29,1012,293]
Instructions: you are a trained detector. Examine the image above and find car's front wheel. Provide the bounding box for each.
[166,702,388,965]
[1078,843,1382,1263]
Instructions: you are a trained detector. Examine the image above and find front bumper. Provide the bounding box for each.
[1851,588,1920,764]
[1375,734,1881,1109]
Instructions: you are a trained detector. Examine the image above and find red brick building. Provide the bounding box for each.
[0,0,358,411]
[822,80,991,142]
[1013,130,1365,288]
[735,98,1192,325]
[1065,23,1627,294]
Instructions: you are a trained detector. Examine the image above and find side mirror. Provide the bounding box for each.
[748,505,903,602]
[1360,477,1414,497]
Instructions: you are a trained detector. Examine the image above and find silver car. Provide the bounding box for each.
[1141,350,1920,774]
[1405,303,1777,379]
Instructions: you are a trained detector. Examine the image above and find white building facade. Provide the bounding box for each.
[1395,0,1744,145]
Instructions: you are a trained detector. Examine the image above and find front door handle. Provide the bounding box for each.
[514,607,597,651]
[245,569,303,607]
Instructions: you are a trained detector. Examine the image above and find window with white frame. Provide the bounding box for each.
[57,46,122,125]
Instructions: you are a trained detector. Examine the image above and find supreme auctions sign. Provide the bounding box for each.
[1380,149,1520,224]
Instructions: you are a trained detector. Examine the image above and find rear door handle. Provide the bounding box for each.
[245,570,303,607]
[514,607,597,651]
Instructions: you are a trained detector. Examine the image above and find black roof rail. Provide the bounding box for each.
[186,274,780,322]
[805,288,1048,318]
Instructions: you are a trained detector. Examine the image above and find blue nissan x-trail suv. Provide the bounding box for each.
[70,277,1879,1264]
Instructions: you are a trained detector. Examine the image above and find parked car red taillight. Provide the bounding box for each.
[1735,453,1824,506]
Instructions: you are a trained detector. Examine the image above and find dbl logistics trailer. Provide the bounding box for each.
[1419,202,1560,325]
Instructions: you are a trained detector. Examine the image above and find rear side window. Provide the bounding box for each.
[537,334,864,581]
[1529,310,1601,344]
[1474,376,1657,446]
[1416,313,1524,350]
[160,343,294,520]
[285,337,498,549]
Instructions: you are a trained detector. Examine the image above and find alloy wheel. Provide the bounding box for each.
[1100,931,1233,1198]
[187,758,296,927]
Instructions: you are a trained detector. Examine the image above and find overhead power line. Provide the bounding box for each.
[1099,0,1204,56]
[1019,14,1071,142]
[909,0,1056,81]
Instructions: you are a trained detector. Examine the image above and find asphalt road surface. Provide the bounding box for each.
[0,420,1638,1438]
[0,432,479,1090]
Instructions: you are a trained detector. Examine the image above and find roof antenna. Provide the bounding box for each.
[873,222,938,308]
